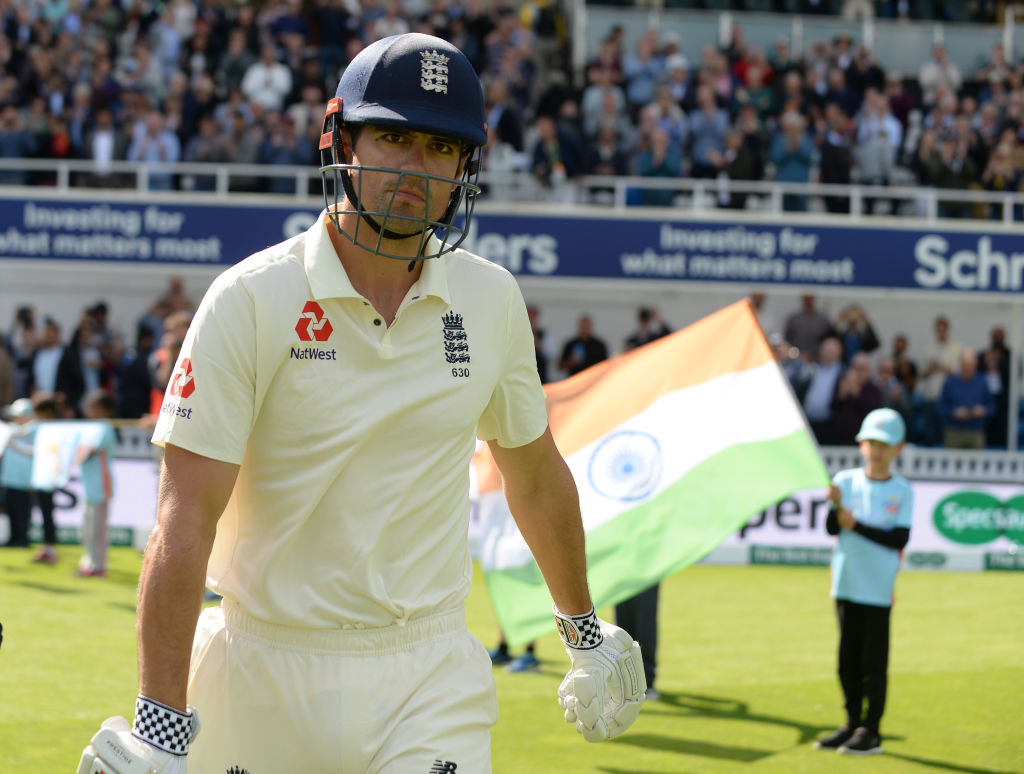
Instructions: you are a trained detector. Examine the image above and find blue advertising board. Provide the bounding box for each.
[2,197,1023,294]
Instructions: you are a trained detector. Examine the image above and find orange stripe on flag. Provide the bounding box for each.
[545,299,772,457]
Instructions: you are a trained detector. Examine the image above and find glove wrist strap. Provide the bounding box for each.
[553,604,604,650]
[132,694,198,756]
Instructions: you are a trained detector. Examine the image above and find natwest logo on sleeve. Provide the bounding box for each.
[168,357,196,398]
[296,301,333,342]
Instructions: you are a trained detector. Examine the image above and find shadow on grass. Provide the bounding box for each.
[885,752,1021,774]
[8,580,86,595]
[648,690,836,745]
[608,689,840,763]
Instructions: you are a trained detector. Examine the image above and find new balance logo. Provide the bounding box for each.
[296,301,334,342]
[429,761,458,773]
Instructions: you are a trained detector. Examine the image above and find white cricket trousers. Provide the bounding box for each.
[186,600,497,774]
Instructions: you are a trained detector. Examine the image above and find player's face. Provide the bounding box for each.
[349,127,465,237]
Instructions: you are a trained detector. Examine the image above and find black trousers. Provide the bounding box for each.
[3,487,32,547]
[34,489,55,544]
[835,598,891,733]
[614,583,659,688]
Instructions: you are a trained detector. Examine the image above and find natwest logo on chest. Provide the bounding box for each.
[296,301,334,342]
[168,357,196,398]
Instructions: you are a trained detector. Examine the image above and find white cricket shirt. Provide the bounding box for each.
[153,211,548,628]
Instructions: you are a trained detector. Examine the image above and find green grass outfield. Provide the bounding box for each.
[1,546,1021,773]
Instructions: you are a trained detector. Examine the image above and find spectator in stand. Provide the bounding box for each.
[484,77,524,153]
[689,83,730,179]
[856,87,903,214]
[919,43,962,110]
[802,336,844,445]
[828,304,880,364]
[8,307,37,400]
[584,119,630,183]
[559,314,608,377]
[912,127,939,187]
[0,104,36,185]
[118,325,156,419]
[876,356,912,426]
[241,42,294,113]
[919,315,962,447]
[981,326,1010,448]
[772,111,814,212]
[980,142,1022,219]
[818,102,854,214]
[831,352,883,446]
[884,74,915,134]
[938,348,993,449]
[622,29,663,121]
[371,0,411,42]
[127,109,181,191]
[891,333,915,381]
[824,67,861,121]
[214,27,256,95]
[623,307,671,351]
[259,114,306,194]
[665,54,695,113]
[226,108,265,192]
[531,113,584,204]
[784,295,832,361]
[708,128,758,210]
[83,107,128,188]
[26,318,65,398]
[183,114,230,192]
[635,126,681,207]
[527,305,552,384]
[733,61,774,122]
[929,131,978,219]
[640,84,688,155]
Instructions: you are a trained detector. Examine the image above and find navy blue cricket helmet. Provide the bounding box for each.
[319,34,487,261]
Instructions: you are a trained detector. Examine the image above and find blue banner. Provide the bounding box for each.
[2,197,1023,294]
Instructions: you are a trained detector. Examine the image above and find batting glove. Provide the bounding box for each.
[78,696,199,774]
[554,605,646,742]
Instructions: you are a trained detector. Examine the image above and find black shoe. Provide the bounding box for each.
[814,724,855,750]
[839,726,883,755]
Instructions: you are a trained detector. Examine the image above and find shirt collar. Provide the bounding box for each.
[304,210,451,304]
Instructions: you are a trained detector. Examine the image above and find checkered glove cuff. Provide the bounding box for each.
[132,695,197,756]
[553,605,604,650]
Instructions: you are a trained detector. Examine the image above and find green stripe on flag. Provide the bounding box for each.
[485,429,828,646]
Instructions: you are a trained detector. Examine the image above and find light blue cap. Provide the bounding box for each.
[856,407,906,446]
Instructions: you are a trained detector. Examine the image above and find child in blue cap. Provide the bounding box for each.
[815,407,914,755]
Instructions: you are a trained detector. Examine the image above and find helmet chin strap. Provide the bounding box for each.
[339,167,431,272]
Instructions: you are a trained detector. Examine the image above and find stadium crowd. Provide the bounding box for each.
[0,288,1015,450]
[0,0,1022,213]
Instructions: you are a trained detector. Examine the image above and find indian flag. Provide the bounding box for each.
[474,299,830,646]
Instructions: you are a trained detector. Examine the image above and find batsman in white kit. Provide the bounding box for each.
[79,33,645,774]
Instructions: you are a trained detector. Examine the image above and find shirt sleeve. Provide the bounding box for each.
[152,272,257,465]
[476,276,548,448]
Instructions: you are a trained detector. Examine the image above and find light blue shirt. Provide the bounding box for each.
[831,467,914,607]
[80,423,117,504]
[0,424,36,490]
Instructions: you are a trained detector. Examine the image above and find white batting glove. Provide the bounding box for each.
[78,696,199,774]
[554,605,646,742]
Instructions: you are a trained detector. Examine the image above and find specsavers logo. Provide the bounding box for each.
[934,492,1024,545]
[168,357,196,399]
[296,301,333,342]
